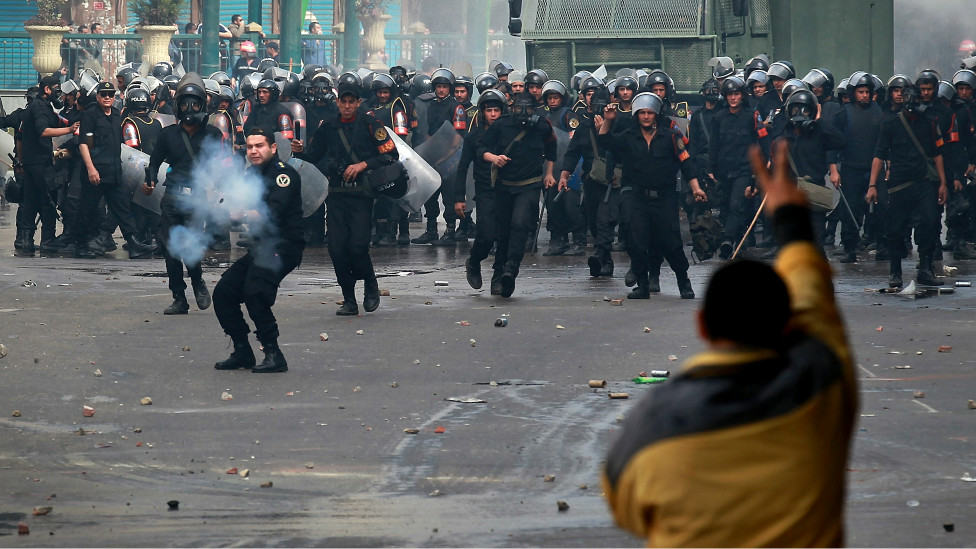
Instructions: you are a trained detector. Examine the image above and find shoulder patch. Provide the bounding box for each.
[375,126,388,140]
[276,173,291,188]
[569,117,579,129]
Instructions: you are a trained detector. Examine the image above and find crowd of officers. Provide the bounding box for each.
[5,50,976,298]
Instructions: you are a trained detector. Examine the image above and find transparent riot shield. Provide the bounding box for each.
[415,121,463,180]
[287,158,329,217]
[275,132,292,161]
[0,130,14,178]
[386,128,440,214]
[124,145,169,214]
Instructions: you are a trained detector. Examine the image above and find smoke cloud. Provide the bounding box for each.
[895,0,973,78]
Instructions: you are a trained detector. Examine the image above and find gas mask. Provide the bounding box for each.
[787,103,816,133]
[511,101,539,127]
[314,83,335,103]
[49,87,64,109]
[176,96,207,126]
[902,87,926,114]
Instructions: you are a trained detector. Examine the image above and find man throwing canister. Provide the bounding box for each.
[213,126,304,373]
[293,81,399,315]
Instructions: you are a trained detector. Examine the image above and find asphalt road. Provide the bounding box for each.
[2,207,976,547]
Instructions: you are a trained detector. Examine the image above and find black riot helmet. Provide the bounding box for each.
[915,70,940,88]
[337,71,363,97]
[217,85,235,107]
[570,71,592,92]
[454,74,474,96]
[579,76,605,95]
[836,78,849,100]
[152,61,173,79]
[372,73,395,92]
[475,71,499,93]
[310,73,335,102]
[643,70,669,92]
[767,61,795,81]
[952,69,976,92]
[589,85,611,115]
[886,74,911,91]
[746,70,768,92]
[615,75,638,93]
[209,71,231,88]
[302,64,323,82]
[493,61,514,77]
[711,56,735,79]
[744,55,770,77]
[410,73,432,98]
[257,58,279,73]
[902,84,925,113]
[525,68,549,86]
[256,78,281,103]
[541,79,568,105]
[720,76,747,96]
[389,65,410,85]
[938,80,956,103]
[281,72,301,99]
[784,89,818,133]
[117,67,139,90]
[430,68,456,87]
[125,87,151,113]
[478,89,507,112]
[174,73,208,126]
[802,68,834,99]
[631,92,663,116]
[847,71,874,95]
[781,78,808,99]
[700,78,721,102]
[871,75,885,98]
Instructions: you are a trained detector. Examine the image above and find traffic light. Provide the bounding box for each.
[509,0,522,36]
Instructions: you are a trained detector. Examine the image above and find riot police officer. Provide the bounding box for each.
[243,78,295,139]
[122,87,164,246]
[145,73,226,315]
[365,73,412,247]
[540,79,586,256]
[213,126,305,374]
[478,92,557,298]
[293,82,399,315]
[598,92,704,299]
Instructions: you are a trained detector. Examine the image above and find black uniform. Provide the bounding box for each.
[836,100,884,252]
[243,100,295,140]
[599,119,697,295]
[874,107,945,282]
[364,96,412,246]
[299,109,398,312]
[947,99,976,247]
[302,99,339,247]
[148,123,226,303]
[0,104,33,245]
[213,155,304,347]
[687,104,717,221]
[415,94,468,241]
[19,94,63,248]
[542,105,586,254]
[76,104,145,253]
[478,113,556,293]
[561,112,620,275]
[708,104,770,253]
[122,112,164,244]
[456,121,496,280]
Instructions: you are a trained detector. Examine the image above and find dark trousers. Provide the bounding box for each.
[887,180,938,259]
[326,193,374,298]
[545,186,585,240]
[719,174,757,245]
[303,202,326,245]
[213,244,303,344]
[864,179,888,245]
[159,191,205,296]
[629,191,688,279]
[469,191,497,264]
[583,179,620,260]
[839,167,870,249]
[76,164,138,244]
[422,181,456,228]
[494,187,541,275]
[20,164,57,236]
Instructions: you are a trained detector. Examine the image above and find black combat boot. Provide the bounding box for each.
[411,220,439,244]
[839,246,857,263]
[192,279,211,310]
[363,277,380,312]
[565,235,586,256]
[624,269,637,287]
[336,289,359,316]
[465,258,482,289]
[648,275,661,293]
[126,236,155,259]
[953,241,976,260]
[39,228,58,254]
[13,230,25,250]
[874,247,890,261]
[587,255,602,277]
[376,222,397,247]
[888,257,903,288]
[75,238,97,259]
[252,340,287,373]
[599,257,614,277]
[396,218,410,245]
[19,230,35,254]
[98,232,118,252]
[543,233,569,256]
[499,267,516,298]
[214,337,256,370]
[489,270,503,295]
[164,293,190,315]
[916,254,943,286]
[677,273,695,299]
[628,276,651,299]
[431,226,457,246]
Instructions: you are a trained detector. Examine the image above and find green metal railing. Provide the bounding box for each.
[0,30,523,91]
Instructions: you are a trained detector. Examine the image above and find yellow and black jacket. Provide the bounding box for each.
[603,207,857,547]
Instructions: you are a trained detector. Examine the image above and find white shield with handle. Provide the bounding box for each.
[386,127,440,214]
[124,144,169,214]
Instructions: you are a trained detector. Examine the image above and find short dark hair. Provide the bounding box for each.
[266,41,279,51]
[309,22,319,32]
[246,125,275,145]
[184,22,196,33]
[702,259,791,348]
[232,14,242,22]
[90,23,101,32]
[39,75,60,91]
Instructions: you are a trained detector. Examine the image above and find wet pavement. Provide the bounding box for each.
[2,203,976,547]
